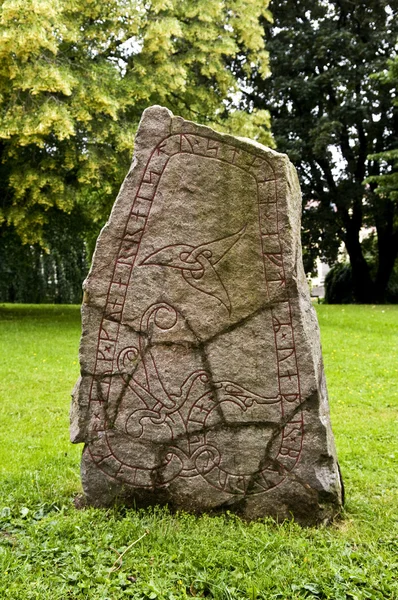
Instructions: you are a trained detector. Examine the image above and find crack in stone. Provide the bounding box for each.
[278,468,317,497]
[102,394,308,467]
[180,310,226,425]
[103,299,274,348]
[201,302,273,346]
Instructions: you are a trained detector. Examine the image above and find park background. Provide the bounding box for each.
[0,1,397,598]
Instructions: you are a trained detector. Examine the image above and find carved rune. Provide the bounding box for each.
[140,225,246,314]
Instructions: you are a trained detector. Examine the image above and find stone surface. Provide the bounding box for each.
[71,106,343,524]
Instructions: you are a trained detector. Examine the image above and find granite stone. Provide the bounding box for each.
[71,106,343,524]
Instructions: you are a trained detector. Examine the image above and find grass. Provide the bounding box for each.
[0,303,397,600]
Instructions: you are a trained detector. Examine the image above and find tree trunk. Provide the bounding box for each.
[374,210,398,303]
[344,226,376,303]
[374,251,397,303]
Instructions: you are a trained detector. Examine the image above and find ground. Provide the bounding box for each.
[0,304,397,599]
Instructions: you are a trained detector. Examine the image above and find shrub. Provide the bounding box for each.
[324,263,353,304]
[325,261,398,304]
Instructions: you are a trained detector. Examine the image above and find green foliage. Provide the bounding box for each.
[244,0,398,302]
[0,0,273,247]
[367,55,398,202]
[0,304,398,598]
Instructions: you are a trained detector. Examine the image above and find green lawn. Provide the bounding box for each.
[0,304,397,600]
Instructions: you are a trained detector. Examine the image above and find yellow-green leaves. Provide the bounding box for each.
[0,101,76,143]
[223,109,274,147]
[0,0,65,60]
[0,0,272,245]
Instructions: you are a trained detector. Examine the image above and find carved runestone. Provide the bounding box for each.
[71,106,343,524]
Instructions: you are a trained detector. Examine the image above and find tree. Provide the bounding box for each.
[0,209,88,303]
[242,0,398,303]
[0,0,273,250]
[367,55,398,203]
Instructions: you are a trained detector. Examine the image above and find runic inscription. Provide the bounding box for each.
[71,106,343,525]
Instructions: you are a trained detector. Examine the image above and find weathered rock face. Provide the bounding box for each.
[71,106,343,524]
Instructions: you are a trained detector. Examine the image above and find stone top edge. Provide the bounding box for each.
[139,105,289,163]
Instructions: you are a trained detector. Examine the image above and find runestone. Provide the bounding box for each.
[71,106,343,524]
